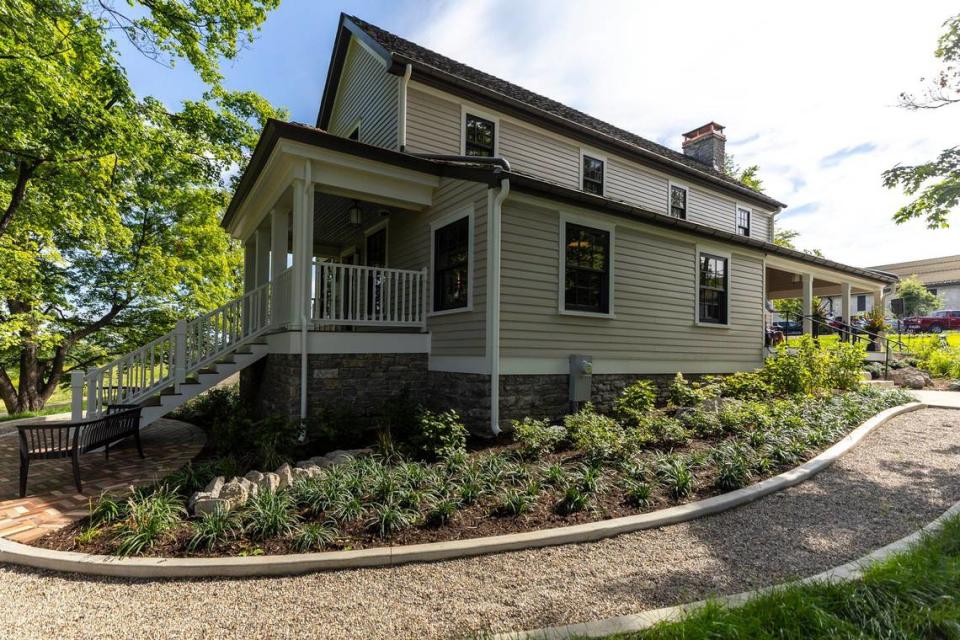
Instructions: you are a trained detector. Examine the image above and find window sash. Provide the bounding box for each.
[698,254,728,324]
[433,217,470,311]
[564,223,610,313]
[670,185,687,219]
[582,156,604,195]
[464,114,495,157]
[736,208,751,236]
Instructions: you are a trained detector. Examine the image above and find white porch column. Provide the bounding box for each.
[840,282,852,341]
[290,172,315,330]
[243,238,256,294]
[801,273,813,336]
[270,208,289,279]
[255,227,271,288]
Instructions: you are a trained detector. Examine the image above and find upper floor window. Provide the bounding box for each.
[582,155,604,195]
[433,215,471,312]
[464,113,495,157]
[670,184,688,219]
[698,252,728,325]
[736,206,751,237]
[564,222,611,314]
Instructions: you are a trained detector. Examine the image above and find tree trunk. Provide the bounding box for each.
[0,159,40,238]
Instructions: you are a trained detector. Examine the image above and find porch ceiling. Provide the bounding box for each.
[766,265,874,300]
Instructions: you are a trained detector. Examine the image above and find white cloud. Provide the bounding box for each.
[408,0,960,267]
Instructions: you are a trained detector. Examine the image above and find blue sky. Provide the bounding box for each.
[117,1,960,266]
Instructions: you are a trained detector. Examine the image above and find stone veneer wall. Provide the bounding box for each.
[498,373,708,429]
[241,353,429,427]
[424,371,491,432]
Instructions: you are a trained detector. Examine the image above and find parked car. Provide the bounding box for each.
[902,310,960,333]
[772,320,802,335]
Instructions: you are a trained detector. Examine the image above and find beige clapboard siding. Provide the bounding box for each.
[499,199,764,369]
[388,178,489,358]
[405,83,777,239]
[405,88,460,154]
[328,39,398,149]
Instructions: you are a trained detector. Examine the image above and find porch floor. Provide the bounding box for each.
[0,419,204,543]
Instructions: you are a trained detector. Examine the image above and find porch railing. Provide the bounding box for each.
[312,262,428,329]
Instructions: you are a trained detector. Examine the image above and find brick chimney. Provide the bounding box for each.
[682,122,726,170]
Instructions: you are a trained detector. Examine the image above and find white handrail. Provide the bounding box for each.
[312,262,427,328]
[82,267,294,419]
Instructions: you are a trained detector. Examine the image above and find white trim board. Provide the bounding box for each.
[265,331,430,354]
[499,357,763,376]
[429,355,490,374]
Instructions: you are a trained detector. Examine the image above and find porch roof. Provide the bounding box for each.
[224,120,896,286]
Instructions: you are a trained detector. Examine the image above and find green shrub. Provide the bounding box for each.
[187,506,240,552]
[161,461,220,497]
[173,385,239,426]
[615,379,657,424]
[681,408,724,438]
[367,499,418,536]
[826,341,867,390]
[555,485,590,515]
[657,455,694,500]
[495,487,535,516]
[720,371,773,400]
[113,485,185,556]
[291,522,338,552]
[243,489,299,541]
[668,372,701,407]
[564,403,627,460]
[512,417,566,459]
[638,412,691,448]
[406,409,468,461]
[623,478,653,508]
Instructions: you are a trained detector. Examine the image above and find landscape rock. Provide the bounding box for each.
[188,491,213,511]
[219,479,249,509]
[890,367,931,390]
[204,476,225,497]
[291,467,310,483]
[193,497,229,516]
[257,472,280,494]
[238,476,258,499]
[948,380,960,391]
[275,463,294,489]
[244,470,264,485]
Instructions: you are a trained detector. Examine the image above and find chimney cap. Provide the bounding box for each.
[682,122,726,143]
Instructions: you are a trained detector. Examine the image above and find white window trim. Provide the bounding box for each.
[363,219,389,266]
[460,105,500,157]
[579,148,607,197]
[429,206,475,317]
[668,181,690,220]
[735,202,752,237]
[695,245,732,328]
[558,211,616,318]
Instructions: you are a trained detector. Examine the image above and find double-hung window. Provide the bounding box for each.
[670,184,688,219]
[464,113,495,157]
[736,206,751,237]
[433,216,471,312]
[698,252,728,325]
[564,222,611,314]
[582,155,604,195]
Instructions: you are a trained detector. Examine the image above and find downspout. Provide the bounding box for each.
[300,162,313,424]
[487,174,510,435]
[398,63,412,152]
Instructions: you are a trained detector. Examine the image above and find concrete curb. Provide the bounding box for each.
[0,402,925,579]
[498,480,960,639]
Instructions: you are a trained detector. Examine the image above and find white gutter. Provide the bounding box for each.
[486,176,510,435]
[398,63,412,151]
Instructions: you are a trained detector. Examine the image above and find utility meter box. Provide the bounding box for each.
[569,354,593,403]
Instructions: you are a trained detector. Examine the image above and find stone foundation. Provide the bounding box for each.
[424,371,491,433]
[241,353,429,427]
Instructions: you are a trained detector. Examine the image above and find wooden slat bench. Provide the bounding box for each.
[17,404,144,497]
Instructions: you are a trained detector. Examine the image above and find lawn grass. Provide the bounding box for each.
[0,374,74,420]
[786,331,960,350]
[606,513,960,639]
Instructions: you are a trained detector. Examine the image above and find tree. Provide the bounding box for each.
[883,13,960,228]
[723,155,764,191]
[895,275,942,317]
[0,1,285,414]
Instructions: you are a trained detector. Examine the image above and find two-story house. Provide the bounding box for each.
[74,14,897,435]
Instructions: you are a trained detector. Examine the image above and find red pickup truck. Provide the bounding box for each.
[903,310,960,333]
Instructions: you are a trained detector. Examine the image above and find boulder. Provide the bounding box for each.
[238,476,258,499]
[204,476,225,497]
[244,470,264,485]
[257,472,280,494]
[891,367,930,390]
[219,479,249,509]
[188,491,213,511]
[275,463,294,490]
[193,497,229,516]
[291,467,310,483]
[948,380,960,392]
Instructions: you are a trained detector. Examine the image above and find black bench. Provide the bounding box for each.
[17,404,144,497]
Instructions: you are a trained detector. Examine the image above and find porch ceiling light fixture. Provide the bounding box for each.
[348,201,363,225]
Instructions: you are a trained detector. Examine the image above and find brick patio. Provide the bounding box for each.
[0,418,204,543]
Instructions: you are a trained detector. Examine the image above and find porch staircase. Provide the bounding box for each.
[76,268,293,428]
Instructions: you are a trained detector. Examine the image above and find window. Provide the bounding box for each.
[582,155,604,195]
[564,222,611,314]
[928,288,938,296]
[670,184,687,219]
[348,126,360,141]
[736,206,751,237]
[433,216,470,312]
[464,113,495,157]
[856,295,866,312]
[698,253,728,324]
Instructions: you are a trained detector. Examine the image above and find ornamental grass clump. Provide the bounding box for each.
[187,506,241,552]
[244,489,299,541]
[712,443,753,491]
[89,492,127,527]
[367,499,419,537]
[495,487,536,517]
[291,521,338,552]
[657,455,694,500]
[426,495,460,527]
[623,478,653,508]
[113,485,185,557]
[555,485,590,515]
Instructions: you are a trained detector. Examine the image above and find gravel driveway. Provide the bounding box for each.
[1,407,958,640]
